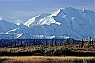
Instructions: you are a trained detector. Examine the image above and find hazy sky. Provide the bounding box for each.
[0,0,94,23]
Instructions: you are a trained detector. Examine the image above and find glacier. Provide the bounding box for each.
[0,7,95,40]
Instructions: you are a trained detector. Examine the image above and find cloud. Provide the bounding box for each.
[4,7,58,18]
[16,19,23,25]
[5,11,33,17]
[6,17,23,24]
[75,5,95,11]
[0,17,2,20]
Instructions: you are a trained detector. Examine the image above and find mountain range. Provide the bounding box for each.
[0,7,95,40]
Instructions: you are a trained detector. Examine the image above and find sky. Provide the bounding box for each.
[0,0,95,24]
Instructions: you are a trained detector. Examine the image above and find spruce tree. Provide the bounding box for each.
[33,38,36,46]
[14,41,16,47]
[55,40,57,46]
[20,41,23,47]
[46,39,48,46]
[88,37,91,48]
[51,39,54,47]
[81,39,84,48]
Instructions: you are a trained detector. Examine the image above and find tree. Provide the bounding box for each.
[20,41,23,47]
[91,40,94,48]
[33,38,36,46]
[88,37,92,48]
[71,39,74,45]
[55,40,57,46]
[46,39,48,46]
[14,41,16,47]
[81,39,84,48]
[51,39,54,47]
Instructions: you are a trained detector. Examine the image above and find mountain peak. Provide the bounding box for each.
[24,12,61,27]
[51,9,61,16]
[57,7,75,11]
[57,7,76,12]
[0,20,18,33]
[0,20,11,23]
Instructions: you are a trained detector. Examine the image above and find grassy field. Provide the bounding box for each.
[1,56,95,60]
[0,56,95,63]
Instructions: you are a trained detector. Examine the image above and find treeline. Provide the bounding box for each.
[0,39,66,47]
[1,38,95,48]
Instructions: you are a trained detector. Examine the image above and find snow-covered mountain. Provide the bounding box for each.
[0,7,95,40]
[24,7,95,40]
[0,20,18,33]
